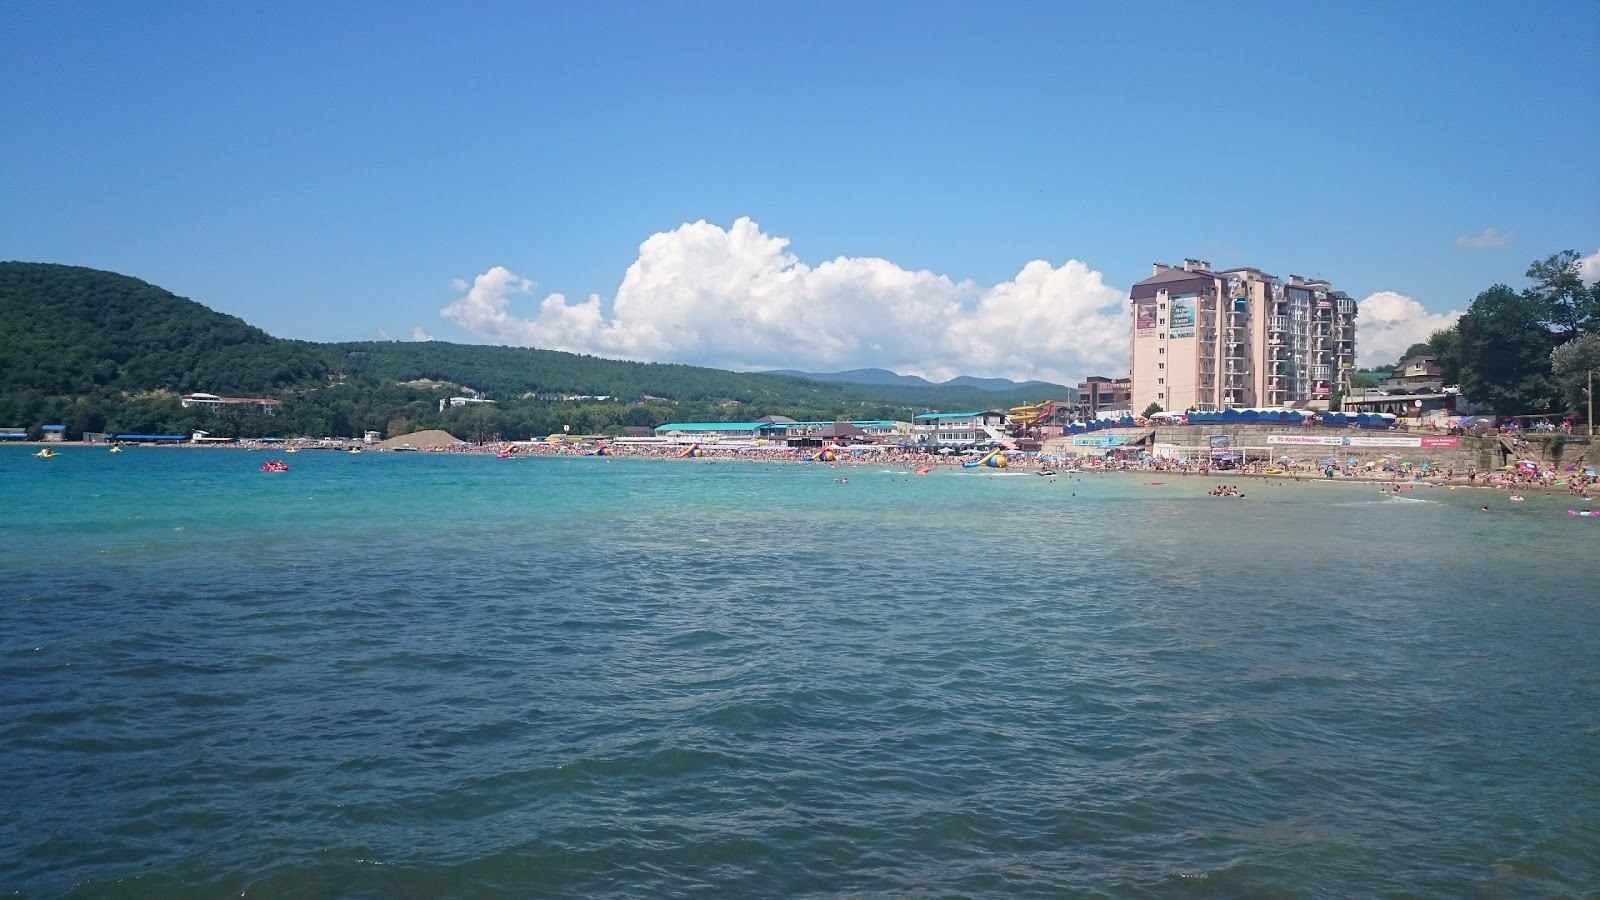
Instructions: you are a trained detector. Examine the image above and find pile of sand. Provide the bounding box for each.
[373,429,466,450]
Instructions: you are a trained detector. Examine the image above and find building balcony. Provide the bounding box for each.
[1268,316,1288,331]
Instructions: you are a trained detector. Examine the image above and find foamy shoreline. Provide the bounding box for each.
[12,440,1588,496]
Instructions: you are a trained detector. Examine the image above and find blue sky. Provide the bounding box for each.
[3,1,1597,380]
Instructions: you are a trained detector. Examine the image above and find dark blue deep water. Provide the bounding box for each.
[2,447,1597,897]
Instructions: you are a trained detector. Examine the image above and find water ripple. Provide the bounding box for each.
[0,451,1595,896]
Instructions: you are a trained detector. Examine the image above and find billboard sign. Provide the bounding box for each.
[1265,434,1462,449]
[1135,300,1157,336]
[1267,435,1344,446]
[1169,294,1196,338]
[1343,435,1424,448]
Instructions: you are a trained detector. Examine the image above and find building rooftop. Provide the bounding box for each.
[1131,267,1214,300]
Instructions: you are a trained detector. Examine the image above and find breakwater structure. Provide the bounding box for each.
[1043,425,1590,472]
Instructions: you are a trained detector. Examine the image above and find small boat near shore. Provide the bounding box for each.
[34,448,58,458]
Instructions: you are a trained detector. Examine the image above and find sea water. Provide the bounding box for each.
[1,446,1596,897]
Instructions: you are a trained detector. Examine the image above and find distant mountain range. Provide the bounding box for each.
[767,367,1072,394]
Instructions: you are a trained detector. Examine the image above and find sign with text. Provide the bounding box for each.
[1344,435,1426,448]
[1169,294,1196,338]
[1072,435,1128,446]
[1266,435,1344,446]
[1135,300,1157,336]
[1265,434,1463,449]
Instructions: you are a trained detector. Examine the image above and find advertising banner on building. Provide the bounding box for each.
[1264,434,1461,449]
[1343,435,1425,448]
[1267,435,1345,446]
[1169,294,1196,338]
[1072,435,1127,446]
[1135,300,1157,336]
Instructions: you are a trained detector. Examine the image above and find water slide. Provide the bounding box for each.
[962,448,1008,469]
[1007,401,1058,436]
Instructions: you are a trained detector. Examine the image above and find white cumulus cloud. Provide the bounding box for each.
[1578,248,1600,284]
[440,218,1131,384]
[410,327,434,341]
[1356,291,1461,367]
[1455,227,1516,251]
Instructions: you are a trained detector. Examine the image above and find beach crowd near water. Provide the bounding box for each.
[387,439,1597,499]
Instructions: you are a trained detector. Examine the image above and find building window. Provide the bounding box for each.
[1159,333,1165,339]
[1159,319,1166,325]
[1157,363,1164,369]
[1157,378,1165,385]
[1157,392,1165,399]
[1158,347,1165,355]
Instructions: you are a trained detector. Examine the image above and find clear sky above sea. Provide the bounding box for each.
[3,1,1597,381]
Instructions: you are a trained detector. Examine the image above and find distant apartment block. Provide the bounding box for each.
[1130,259,1356,413]
[180,392,282,415]
[1076,376,1132,418]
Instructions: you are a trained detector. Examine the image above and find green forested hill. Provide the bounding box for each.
[0,262,1064,440]
[0,262,331,396]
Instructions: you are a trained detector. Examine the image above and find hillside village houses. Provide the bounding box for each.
[179,392,281,414]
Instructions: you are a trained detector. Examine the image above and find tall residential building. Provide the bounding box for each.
[1129,259,1356,413]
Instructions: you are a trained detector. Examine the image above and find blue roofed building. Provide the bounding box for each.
[652,419,914,446]
[911,411,1010,446]
[652,422,778,443]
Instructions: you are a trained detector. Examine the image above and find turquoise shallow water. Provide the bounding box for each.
[1,446,1597,897]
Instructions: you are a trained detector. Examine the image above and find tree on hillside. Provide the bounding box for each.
[1551,331,1600,422]
[1426,327,1461,385]
[1457,285,1561,415]
[1141,402,1163,417]
[1400,342,1433,364]
[1525,250,1597,336]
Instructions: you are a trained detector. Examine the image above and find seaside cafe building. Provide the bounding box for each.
[912,411,1011,448]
